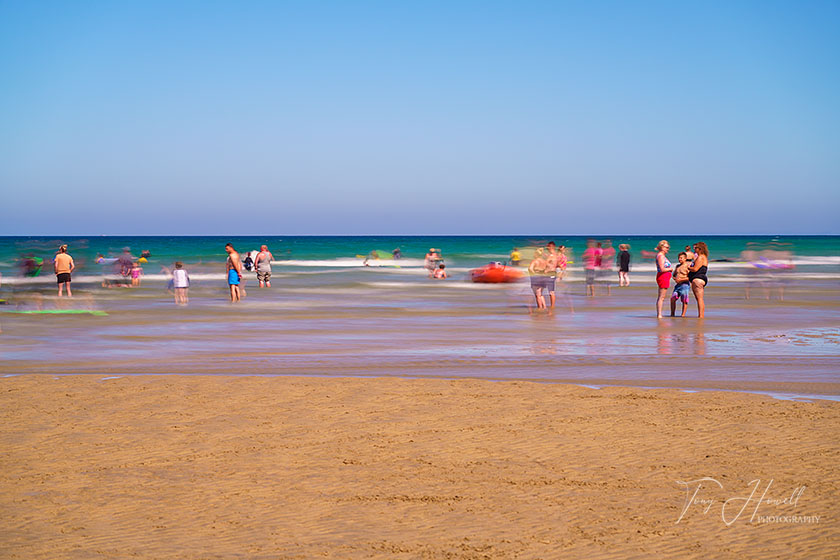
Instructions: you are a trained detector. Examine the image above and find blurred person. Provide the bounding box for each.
[425,249,443,277]
[392,247,402,260]
[599,240,615,295]
[130,261,143,287]
[424,248,437,274]
[172,262,190,305]
[545,242,559,308]
[363,249,380,266]
[742,243,761,300]
[243,252,254,271]
[555,245,568,279]
[20,253,44,277]
[582,240,598,296]
[116,248,134,286]
[688,242,709,318]
[684,245,696,261]
[433,263,447,279]
[509,247,521,266]
[225,243,243,302]
[654,240,672,318]
[254,244,274,287]
[617,244,631,286]
[528,248,549,309]
[551,245,574,313]
[54,245,75,297]
[670,252,691,317]
[770,244,794,301]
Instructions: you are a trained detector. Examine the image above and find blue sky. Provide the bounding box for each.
[1,0,838,235]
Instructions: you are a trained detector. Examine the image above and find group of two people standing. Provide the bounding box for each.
[655,240,709,318]
[528,242,568,309]
[225,243,274,303]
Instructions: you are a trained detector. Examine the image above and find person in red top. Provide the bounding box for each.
[654,240,673,318]
[582,240,598,296]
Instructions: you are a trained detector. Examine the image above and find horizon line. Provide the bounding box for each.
[0,233,837,238]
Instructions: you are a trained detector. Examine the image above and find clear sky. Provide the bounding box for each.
[1,0,838,235]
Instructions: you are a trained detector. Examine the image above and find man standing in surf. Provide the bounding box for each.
[225,243,243,302]
[254,244,274,288]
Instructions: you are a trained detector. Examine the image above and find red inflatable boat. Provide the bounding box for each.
[470,262,524,283]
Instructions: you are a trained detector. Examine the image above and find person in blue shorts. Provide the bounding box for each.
[670,252,691,317]
[225,243,243,303]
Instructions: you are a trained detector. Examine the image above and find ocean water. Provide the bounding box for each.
[1,235,838,286]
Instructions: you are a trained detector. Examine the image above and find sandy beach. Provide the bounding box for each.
[1,375,837,559]
[2,244,838,558]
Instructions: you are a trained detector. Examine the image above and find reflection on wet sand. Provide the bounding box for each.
[657,330,706,356]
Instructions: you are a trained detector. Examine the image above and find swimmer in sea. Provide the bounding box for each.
[433,263,447,279]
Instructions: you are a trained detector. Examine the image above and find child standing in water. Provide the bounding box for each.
[670,252,691,317]
[130,262,143,287]
[172,262,190,305]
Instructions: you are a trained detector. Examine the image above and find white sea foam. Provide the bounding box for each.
[273,258,426,268]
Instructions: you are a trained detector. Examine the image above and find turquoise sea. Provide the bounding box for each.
[1,235,838,284]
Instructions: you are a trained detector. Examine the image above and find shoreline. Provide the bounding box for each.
[4,373,840,402]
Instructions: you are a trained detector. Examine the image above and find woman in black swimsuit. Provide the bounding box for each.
[688,241,709,318]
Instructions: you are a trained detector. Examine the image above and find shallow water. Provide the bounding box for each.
[1,267,838,399]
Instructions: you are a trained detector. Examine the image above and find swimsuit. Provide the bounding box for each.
[618,251,630,272]
[656,255,672,289]
[256,253,272,282]
[689,264,708,286]
[256,253,271,273]
[228,268,240,285]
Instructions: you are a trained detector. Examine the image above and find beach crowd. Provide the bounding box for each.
[12,239,712,318]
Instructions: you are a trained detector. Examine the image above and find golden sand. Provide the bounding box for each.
[1,375,837,559]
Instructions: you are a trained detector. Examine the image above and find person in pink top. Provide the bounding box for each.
[130,262,143,287]
[582,240,598,296]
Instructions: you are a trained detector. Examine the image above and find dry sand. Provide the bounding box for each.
[1,375,837,559]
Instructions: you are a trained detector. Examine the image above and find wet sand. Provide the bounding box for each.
[1,375,837,559]
[1,279,838,397]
